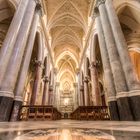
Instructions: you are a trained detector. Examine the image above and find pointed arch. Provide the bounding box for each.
[55,51,78,68]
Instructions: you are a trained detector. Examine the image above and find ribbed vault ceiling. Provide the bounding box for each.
[45,0,91,91]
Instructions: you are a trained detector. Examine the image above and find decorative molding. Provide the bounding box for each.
[129,90,140,97]
[0,91,14,98]
[126,33,140,45]
[116,90,140,99]
[14,96,23,101]
[116,91,129,99]
[107,96,117,102]
[108,90,140,100]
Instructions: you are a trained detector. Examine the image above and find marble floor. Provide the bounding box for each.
[0,120,140,140]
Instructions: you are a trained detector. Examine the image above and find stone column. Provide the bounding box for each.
[97,0,133,120]
[48,85,53,105]
[83,57,90,106]
[0,0,37,121]
[55,82,60,109]
[42,57,49,105]
[106,0,140,91]
[77,71,81,106]
[42,76,49,105]
[73,83,78,109]
[78,71,85,106]
[0,0,29,86]
[30,60,43,105]
[80,85,85,106]
[27,93,31,105]
[97,0,127,94]
[83,76,90,106]
[10,7,40,121]
[30,33,43,105]
[96,16,119,120]
[90,61,101,106]
[48,70,54,105]
[105,0,140,120]
[53,68,58,107]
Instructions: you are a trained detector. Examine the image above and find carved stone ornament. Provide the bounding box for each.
[83,76,90,83]
[96,0,106,8]
[43,76,49,83]
[80,85,84,91]
[90,61,97,69]
[49,85,53,91]
[33,59,42,67]
[34,0,42,15]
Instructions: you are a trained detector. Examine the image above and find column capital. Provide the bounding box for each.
[84,76,90,83]
[80,85,84,91]
[33,59,43,67]
[93,7,100,18]
[53,67,58,74]
[95,0,106,8]
[91,60,101,69]
[75,68,80,74]
[73,82,78,87]
[34,0,43,16]
[49,85,53,91]
[43,76,49,83]
[35,60,42,66]
[56,82,60,86]
[90,61,97,69]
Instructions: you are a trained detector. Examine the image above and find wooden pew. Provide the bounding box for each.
[70,106,110,120]
[19,105,61,121]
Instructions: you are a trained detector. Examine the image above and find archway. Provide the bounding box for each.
[117,2,140,82]
[129,50,140,81]
[0,0,15,50]
[90,34,104,106]
[23,32,44,105]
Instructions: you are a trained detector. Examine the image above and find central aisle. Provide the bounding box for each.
[0,120,140,140]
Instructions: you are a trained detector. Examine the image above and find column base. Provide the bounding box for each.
[0,96,13,121]
[129,95,140,121]
[10,100,23,121]
[108,100,120,120]
[117,96,133,121]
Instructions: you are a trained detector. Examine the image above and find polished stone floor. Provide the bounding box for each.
[0,120,140,140]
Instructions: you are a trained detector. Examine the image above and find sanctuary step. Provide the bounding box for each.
[70,106,110,120]
[19,105,61,121]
